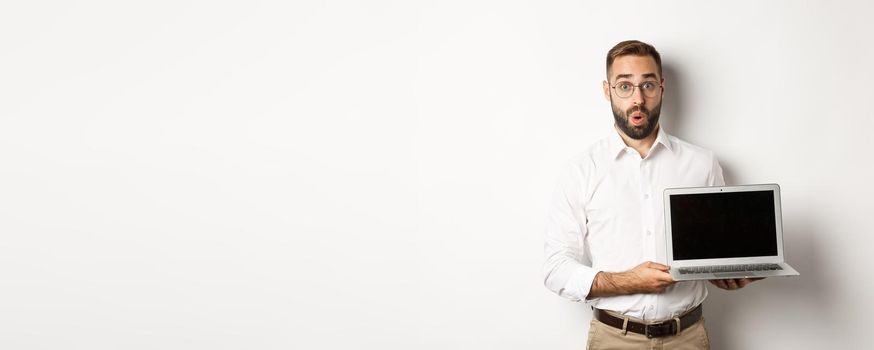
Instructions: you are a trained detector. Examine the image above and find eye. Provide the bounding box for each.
[617,82,632,91]
[642,82,658,90]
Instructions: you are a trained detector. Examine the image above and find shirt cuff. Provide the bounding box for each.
[573,265,601,302]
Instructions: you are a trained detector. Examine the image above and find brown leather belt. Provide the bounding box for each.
[593,304,702,338]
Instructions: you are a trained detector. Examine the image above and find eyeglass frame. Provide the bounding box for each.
[608,80,664,99]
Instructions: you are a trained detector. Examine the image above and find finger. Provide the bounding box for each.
[738,278,760,288]
[656,279,675,290]
[726,279,739,289]
[658,272,676,283]
[646,261,671,272]
[708,280,719,287]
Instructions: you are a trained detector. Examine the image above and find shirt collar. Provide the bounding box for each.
[654,126,674,153]
[609,125,674,158]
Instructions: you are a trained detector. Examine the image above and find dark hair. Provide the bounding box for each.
[606,40,662,79]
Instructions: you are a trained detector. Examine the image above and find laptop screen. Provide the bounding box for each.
[670,190,779,260]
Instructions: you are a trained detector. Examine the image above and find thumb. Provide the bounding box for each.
[646,261,671,272]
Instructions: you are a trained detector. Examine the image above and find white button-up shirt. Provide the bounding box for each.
[543,127,725,321]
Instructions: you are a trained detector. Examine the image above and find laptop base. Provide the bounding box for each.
[670,263,799,281]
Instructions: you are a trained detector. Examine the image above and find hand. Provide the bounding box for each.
[709,278,764,290]
[626,261,676,294]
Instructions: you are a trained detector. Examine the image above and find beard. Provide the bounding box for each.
[611,98,662,140]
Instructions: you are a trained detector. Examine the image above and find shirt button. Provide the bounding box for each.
[643,193,650,199]
[646,230,652,236]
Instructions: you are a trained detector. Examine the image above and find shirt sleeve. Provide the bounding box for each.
[542,163,600,302]
[707,152,726,186]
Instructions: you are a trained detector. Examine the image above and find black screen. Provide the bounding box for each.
[670,190,779,260]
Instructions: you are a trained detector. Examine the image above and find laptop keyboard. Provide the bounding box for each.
[678,263,783,274]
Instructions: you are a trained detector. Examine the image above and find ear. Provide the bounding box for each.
[602,80,611,101]
[659,77,666,98]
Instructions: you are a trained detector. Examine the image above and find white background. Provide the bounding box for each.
[1,1,871,349]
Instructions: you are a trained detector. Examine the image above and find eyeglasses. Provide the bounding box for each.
[610,81,662,99]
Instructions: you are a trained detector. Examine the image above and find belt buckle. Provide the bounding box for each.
[644,320,677,338]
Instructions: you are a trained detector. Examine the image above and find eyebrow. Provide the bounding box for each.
[613,73,659,81]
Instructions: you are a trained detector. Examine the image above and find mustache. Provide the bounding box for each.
[626,106,649,116]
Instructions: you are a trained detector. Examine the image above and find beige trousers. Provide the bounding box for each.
[586,317,710,350]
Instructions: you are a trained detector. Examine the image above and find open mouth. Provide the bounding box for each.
[629,112,646,126]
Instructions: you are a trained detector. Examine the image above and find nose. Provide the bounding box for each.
[630,86,645,105]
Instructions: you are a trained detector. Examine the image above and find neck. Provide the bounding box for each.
[616,124,659,158]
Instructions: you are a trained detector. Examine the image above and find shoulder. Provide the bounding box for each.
[665,134,719,161]
[556,136,615,191]
[565,137,614,174]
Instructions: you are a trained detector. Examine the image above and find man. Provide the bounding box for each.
[543,40,760,349]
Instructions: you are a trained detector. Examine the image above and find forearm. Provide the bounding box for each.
[588,271,638,299]
[587,262,675,299]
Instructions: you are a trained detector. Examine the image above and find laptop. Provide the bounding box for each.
[664,184,799,281]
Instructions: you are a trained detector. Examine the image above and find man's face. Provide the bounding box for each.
[602,55,664,140]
